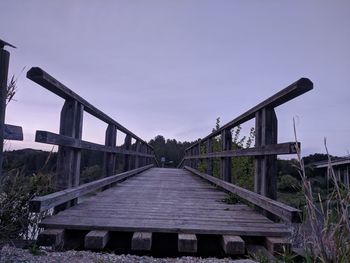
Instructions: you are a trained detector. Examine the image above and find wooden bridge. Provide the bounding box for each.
[0,41,313,257]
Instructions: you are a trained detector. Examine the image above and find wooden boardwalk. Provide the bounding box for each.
[40,168,289,247]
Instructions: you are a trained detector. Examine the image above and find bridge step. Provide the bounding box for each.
[37,229,65,248]
[265,237,291,255]
[221,235,245,255]
[178,233,197,253]
[131,232,152,251]
[85,230,110,250]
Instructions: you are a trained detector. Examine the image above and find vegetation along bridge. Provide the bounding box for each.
[1,40,313,257]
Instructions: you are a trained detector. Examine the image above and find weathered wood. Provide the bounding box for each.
[134,141,140,168]
[206,138,213,175]
[184,142,298,159]
[178,233,197,253]
[0,49,9,178]
[265,237,291,255]
[85,230,110,249]
[185,166,301,223]
[29,164,153,212]
[37,229,65,247]
[123,134,132,171]
[221,129,232,182]
[131,232,152,251]
[221,235,245,255]
[55,100,83,212]
[3,124,23,140]
[26,67,150,146]
[186,78,313,151]
[255,108,277,201]
[103,124,117,177]
[35,131,154,158]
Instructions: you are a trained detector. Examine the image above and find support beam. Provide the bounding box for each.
[265,237,291,255]
[220,129,232,182]
[103,124,116,177]
[221,235,245,255]
[85,230,110,250]
[37,229,65,247]
[131,232,152,251]
[178,233,197,253]
[123,134,132,171]
[206,138,213,175]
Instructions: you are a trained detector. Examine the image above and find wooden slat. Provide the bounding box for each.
[186,78,313,151]
[221,235,245,255]
[35,130,154,158]
[185,166,301,223]
[29,164,153,212]
[178,234,197,253]
[85,230,109,250]
[26,67,152,148]
[131,232,152,251]
[184,142,298,160]
[3,124,23,140]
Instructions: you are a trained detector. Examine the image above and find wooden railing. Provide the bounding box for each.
[178,78,313,222]
[27,67,157,212]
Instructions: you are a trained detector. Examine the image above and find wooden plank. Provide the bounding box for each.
[3,124,23,140]
[265,237,291,255]
[184,166,301,223]
[37,228,65,247]
[178,233,197,253]
[35,130,154,158]
[85,230,109,249]
[131,232,152,251]
[221,235,245,255]
[0,49,9,178]
[26,67,151,148]
[29,164,153,212]
[184,142,298,159]
[186,78,313,151]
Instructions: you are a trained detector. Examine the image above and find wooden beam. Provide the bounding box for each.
[221,129,232,182]
[35,130,154,158]
[123,134,132,171]
[3,124,23,140]
[185,78,313,152]
[131,232,152,251]
[26,67,152,148]
[221,235,245,255]
[178,233,197,253]
[265,237,291,255]
[184,142,298,159]
[103,124,117,177]
[184,166,301,223]
[85,230,110,250]
[206,138,213,175]
[37,228,65,247]
[29,164,153,212]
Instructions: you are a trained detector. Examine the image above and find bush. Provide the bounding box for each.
[278,174,300,192]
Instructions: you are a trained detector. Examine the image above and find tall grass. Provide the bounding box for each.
[294,120,350,262]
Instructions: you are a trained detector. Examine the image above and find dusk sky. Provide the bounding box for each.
[1,0,349,157]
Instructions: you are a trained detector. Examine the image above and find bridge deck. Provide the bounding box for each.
[41,168,289,237]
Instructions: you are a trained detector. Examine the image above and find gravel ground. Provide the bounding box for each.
[0,245,257,263]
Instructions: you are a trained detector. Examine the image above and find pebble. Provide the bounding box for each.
[0,245,257,263]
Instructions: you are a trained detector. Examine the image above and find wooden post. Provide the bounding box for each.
[220,129,232,182]
[55,100,83,212]
[134,140,140,168]
[254,108,277,200]
[123,134,131,171]
[206,138,213,175]
[0,48,9,179]
[103,124,116,177]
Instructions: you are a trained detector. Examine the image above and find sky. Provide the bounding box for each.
[0,0,349,157]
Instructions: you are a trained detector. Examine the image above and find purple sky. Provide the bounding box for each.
[1,0,349,157]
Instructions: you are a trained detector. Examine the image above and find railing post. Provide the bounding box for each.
[123,134,132,171]
[134,140,140,168]
[0,46,9,179]
[220,129,232,182]
[103,124,116,177]
[206,138,213,175]
[254,108,277,200]
[55,100,83,212]
[196,141,201,170]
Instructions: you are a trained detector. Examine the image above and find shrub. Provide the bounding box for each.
[278,174,300,192]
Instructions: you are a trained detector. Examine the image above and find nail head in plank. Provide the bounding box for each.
[37,229,65,247]
[265,237,291,255]
[85,230,110,250]
[221,235,245,255]
[178,233,197,253]
[131,232,152,251]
